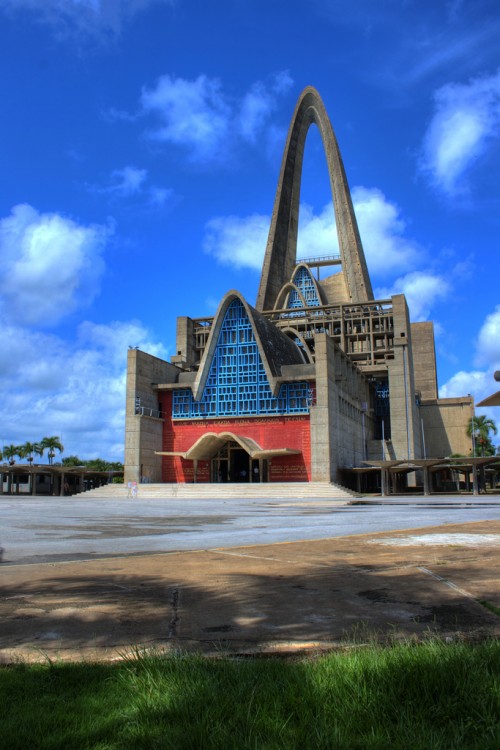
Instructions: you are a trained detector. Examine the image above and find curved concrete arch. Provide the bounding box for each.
[273,262,327,311]
[256,86,373,311]
[273,282,307,312]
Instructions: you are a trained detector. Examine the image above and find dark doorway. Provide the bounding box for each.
[231,448,250,482]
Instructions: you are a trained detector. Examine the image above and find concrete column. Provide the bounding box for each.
[472,465,479,496]
[423,467,430,496]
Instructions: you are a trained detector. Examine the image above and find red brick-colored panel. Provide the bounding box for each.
[159,391,311,483]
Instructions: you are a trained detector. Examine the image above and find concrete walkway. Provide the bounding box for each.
[1,520,499,663]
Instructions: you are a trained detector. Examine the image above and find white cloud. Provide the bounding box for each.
[475,305,500,368]
[440,305,500,447]
[141,75,232,161]
[140,72,293,162]
[376,271,450,322]
[0,319,167,460]
[90,166,172,207]
[420,68,500,194]
[203,214,270,271]
[0,204,110,327]
[204,188,421,280]
[1,0,174,39]
[351,187,421,276]
[439,369,490,400]
[106,166,148,196]
[296,204,338,259]
[238,72,293,144]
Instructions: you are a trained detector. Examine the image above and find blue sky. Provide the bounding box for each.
[1,0,499,460]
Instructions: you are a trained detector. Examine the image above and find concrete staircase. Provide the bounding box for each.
[75,481,358,500]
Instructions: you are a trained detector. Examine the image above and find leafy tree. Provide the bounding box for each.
[40,436,64,465]
[85,458,111,471]
[62,455,85,467]
[467,415,498,456]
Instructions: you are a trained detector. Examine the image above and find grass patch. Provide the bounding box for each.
[0,640,499,749]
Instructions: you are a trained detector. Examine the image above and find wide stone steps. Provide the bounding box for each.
[75,481,358,500]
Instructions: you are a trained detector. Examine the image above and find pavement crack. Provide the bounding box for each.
[417,566,477,601]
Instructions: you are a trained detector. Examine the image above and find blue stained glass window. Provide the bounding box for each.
[172,298,309,419]
[287,266,321,309]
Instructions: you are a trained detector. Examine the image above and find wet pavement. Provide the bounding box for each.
[2,495,500,565]
[1,496,499,662]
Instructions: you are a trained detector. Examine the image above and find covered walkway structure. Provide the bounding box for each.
[346,456,500,496]
[0,464,122,496]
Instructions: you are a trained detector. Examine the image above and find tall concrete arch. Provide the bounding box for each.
[256,87,373,312]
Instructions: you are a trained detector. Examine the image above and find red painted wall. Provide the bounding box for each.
[159,391,311,483]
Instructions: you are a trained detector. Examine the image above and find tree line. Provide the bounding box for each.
[1,437,123,471]
[1,437,64,466]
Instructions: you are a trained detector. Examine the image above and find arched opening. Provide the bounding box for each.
[210,440,267,483]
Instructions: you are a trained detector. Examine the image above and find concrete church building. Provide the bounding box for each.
[125,87,472,489]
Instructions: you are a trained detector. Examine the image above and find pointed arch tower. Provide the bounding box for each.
[256,86,373,312]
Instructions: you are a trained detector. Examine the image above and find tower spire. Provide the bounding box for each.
[256,86,373,311]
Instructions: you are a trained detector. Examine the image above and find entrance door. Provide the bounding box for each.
[211,441,251,483]
[230,448,250,482]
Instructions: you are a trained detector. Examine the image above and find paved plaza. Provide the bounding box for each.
[1,495,500,662]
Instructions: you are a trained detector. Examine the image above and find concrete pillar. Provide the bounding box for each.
[423,467,430,496]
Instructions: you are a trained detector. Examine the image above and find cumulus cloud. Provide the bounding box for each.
[375,271,450,322]
[204,188,422,280]
[0,319,167,460]
[351,187,421,276]
[141,75,232,161]
[0,204,110,326]
[140,72,293,162]
[439,369,491,400]
[1,0,174,39]
[420,68,500,194]
[440,304,500,444]
[203,213,270,271]
[296,204,338,259]
[475,305,500,368]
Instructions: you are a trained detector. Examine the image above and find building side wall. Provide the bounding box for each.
[388,295,422,464]
[411,321,438,400]
[311,334,372,482]
[420,397,474,457]
[160,391,311,482]
[125,350,179,483]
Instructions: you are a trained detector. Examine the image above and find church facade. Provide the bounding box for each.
[125,87,472,487]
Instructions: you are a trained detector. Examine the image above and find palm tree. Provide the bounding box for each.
[467,415,498,456]
[40,436,64,465]
[3,444,20,465]
[18,441,43,466]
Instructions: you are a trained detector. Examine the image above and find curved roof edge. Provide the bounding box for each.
[156,431,301,461]
[192,290,305,400]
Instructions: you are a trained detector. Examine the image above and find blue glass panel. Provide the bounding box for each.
[172,298,309,419]
[287,266,321,309]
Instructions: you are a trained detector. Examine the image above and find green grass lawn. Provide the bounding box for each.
[0,640,499,749]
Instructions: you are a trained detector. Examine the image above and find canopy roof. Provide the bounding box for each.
[156,431,301,461]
